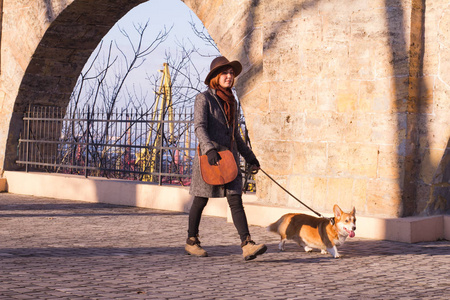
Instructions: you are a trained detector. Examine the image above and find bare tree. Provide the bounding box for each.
[60,17,221,181]
[63,21,171,177]
[188,14,219,53]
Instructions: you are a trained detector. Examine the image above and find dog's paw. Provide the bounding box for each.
[304,246,313,253]
[320,249,328,255]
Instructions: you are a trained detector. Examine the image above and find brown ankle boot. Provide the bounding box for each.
[185,237,208,257]
[241,236,267,261]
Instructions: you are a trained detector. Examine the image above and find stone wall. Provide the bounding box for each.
[244,0,412,217]
[0,0,69,173]
[1,0,449,218]
[185,0,450,217]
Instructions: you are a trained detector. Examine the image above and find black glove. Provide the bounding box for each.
[248,157,260,168]
[206,149,221,165]
[247,157,260,174]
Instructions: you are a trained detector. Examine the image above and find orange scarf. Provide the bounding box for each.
[209,75,236,125]
[216,86,235,125]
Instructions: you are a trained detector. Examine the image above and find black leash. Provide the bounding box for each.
[257,167,335,224]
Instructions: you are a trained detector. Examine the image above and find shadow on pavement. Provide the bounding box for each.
[1,240,448,260]
[260,239,450,260]
[0,212,183,218]
[0,202,185,218]
[0,246,184,258]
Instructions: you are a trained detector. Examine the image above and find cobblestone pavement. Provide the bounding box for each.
[0,193,449,299]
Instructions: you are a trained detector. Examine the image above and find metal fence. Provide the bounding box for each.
[16,105,256,189]
[17,105,196,185]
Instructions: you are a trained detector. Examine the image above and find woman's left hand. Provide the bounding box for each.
[248,158,260,173]
[249,158,260,168]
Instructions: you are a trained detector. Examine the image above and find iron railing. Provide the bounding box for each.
[17,105,196,185]
[16,105,256,189]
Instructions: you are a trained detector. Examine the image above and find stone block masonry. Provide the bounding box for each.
[0,0,449,219]
[221,0,449,218]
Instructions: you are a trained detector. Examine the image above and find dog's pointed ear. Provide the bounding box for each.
[333,204,342,218]
[351,207,356,216]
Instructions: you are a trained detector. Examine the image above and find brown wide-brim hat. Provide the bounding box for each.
[204,56,242,85]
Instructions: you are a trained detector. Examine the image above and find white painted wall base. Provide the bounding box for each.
[2,171,228,218]
[3,171,448,243]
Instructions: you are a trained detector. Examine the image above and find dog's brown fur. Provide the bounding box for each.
[267,204,356,258]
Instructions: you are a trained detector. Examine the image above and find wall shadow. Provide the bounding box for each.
[384,0,430,216]
[426,137,450,214]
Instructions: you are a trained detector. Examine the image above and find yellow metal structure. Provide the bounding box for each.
[137,63,174,182]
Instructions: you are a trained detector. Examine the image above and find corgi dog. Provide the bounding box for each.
[267,204,356,258]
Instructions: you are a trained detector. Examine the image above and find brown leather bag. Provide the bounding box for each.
[198,146,238,185]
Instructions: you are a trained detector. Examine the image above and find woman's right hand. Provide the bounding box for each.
[206,149,222,165]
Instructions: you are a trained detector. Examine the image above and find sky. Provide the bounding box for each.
[108,0,217,73]
[77,0,220,109]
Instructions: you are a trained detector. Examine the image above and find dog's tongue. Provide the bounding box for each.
[345,228,355,238]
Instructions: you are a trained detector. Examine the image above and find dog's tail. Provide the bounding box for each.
[266,216,284,233]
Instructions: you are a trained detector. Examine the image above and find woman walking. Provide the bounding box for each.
[186,56,267,261]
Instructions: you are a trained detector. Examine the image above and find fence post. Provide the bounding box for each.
[25,105,30,172]
[85,106,90,178]
[158,119,164,185]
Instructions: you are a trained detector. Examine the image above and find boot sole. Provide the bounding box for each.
[244,245,267,261]
[185,250,208,257]
[185,244,208,257]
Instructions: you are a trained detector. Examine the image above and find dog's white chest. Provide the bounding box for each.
[334,235,347,246]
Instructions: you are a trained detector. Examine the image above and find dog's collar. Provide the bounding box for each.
[329,217,335,225]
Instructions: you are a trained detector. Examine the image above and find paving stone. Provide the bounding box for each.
[0,193,449,299]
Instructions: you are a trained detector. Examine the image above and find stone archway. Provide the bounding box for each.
[0,0,263,172]
[1,0,449,218]
[1,0,148,168]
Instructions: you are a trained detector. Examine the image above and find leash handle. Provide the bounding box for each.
[259,168,325,219]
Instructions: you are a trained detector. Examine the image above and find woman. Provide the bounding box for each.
[186,56,267,261]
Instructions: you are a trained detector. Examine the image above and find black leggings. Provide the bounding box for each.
[188,195,250,242]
